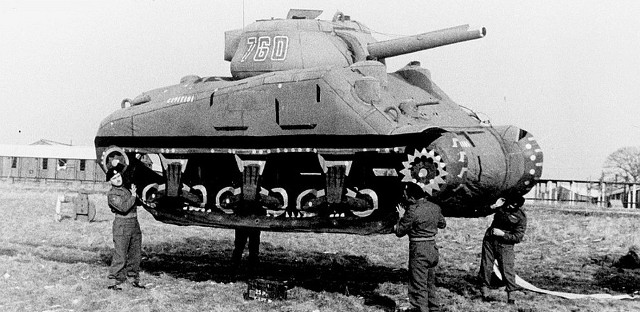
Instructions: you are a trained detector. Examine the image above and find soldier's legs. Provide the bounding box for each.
[232,229,249,266]
[247,230,261,264]
[426,266,439,312]
[125,223,142,282]
[408,241,439,312]
[109,220,130,285]
[497,244,517,292]
[479,237,496,287]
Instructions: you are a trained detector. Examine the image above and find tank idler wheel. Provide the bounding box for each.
[101,146,129,173]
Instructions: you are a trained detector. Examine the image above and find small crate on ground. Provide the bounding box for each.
[244,279,289,301]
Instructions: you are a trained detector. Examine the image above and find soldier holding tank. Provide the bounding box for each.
[395,183,447,312]
[106,164,146,290]
[479,196,527,304]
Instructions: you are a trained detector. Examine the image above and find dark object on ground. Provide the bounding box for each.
[614,247,640,269]
[107,285,122,291]
[244,278,289,301]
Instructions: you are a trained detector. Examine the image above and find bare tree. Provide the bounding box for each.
[603,146,640,182]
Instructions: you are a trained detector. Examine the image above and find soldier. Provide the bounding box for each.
[395,183,446,312]
[230,201,265,276]
[479,196,527,304]
[231,228,261,271]
[231,164,265,276]
[106,164,145,290]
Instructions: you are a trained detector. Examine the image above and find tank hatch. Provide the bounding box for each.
[286,9,323,19]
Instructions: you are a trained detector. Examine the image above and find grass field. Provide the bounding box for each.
[0,185,638,312]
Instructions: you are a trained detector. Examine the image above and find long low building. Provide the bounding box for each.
[0,144,105,182]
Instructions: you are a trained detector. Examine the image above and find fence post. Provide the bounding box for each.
[600,181,605,208]
[570,181,575,205]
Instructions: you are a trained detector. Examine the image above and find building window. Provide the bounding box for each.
[57,159,67,170]
[80,160,86,171]
[42,158,48,170]
[11,157,17,169]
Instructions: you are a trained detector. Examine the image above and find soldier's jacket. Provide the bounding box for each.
[107,186,137,218]
[487,206,527,244]
[396,198,446,240]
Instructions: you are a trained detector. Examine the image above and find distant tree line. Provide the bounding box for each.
[602,146,640,182]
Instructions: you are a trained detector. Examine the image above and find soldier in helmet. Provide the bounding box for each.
[106,163,145,290]
[395,183,446,312]
[479,195,527,304]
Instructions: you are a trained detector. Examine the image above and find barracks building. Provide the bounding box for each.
[0,140,105,183]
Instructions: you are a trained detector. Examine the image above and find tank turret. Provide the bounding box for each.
[225,9,485,79]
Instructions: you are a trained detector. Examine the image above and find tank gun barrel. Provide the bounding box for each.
[367,24,485,59]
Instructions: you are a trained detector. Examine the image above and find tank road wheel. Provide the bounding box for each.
[260,153,324,219]
[400,148,448,197]
[216,186,240,214]
[262,187,287,217]
[142,182,206,210]
[142,183,159,207]
[180,184,207,210]
[293,189,319,218]
[191,185,208,207]
[351,188,378,217]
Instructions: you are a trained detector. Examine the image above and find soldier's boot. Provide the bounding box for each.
[107,280,124,290]
[107,275,124,290]
[132,279,146,289]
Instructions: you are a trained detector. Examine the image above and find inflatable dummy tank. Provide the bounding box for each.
[95,9,543,234]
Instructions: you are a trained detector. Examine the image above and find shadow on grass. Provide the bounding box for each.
[435,267,484,299]
[128,236,403,311]
[0,247,19,257]
[11,236,405,309]
[594,267,640,293]
[436,261,640,298]
[7,240,111,265]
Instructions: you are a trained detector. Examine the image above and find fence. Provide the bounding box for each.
[529,179,639,208]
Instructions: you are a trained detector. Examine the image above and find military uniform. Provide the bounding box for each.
[232,228,261,266]
[107,185,142,287]
[479,200,527,301]
[396,198,446,312]
[231,201,264,273]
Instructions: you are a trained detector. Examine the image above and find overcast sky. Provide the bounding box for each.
[1,0,639,180]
